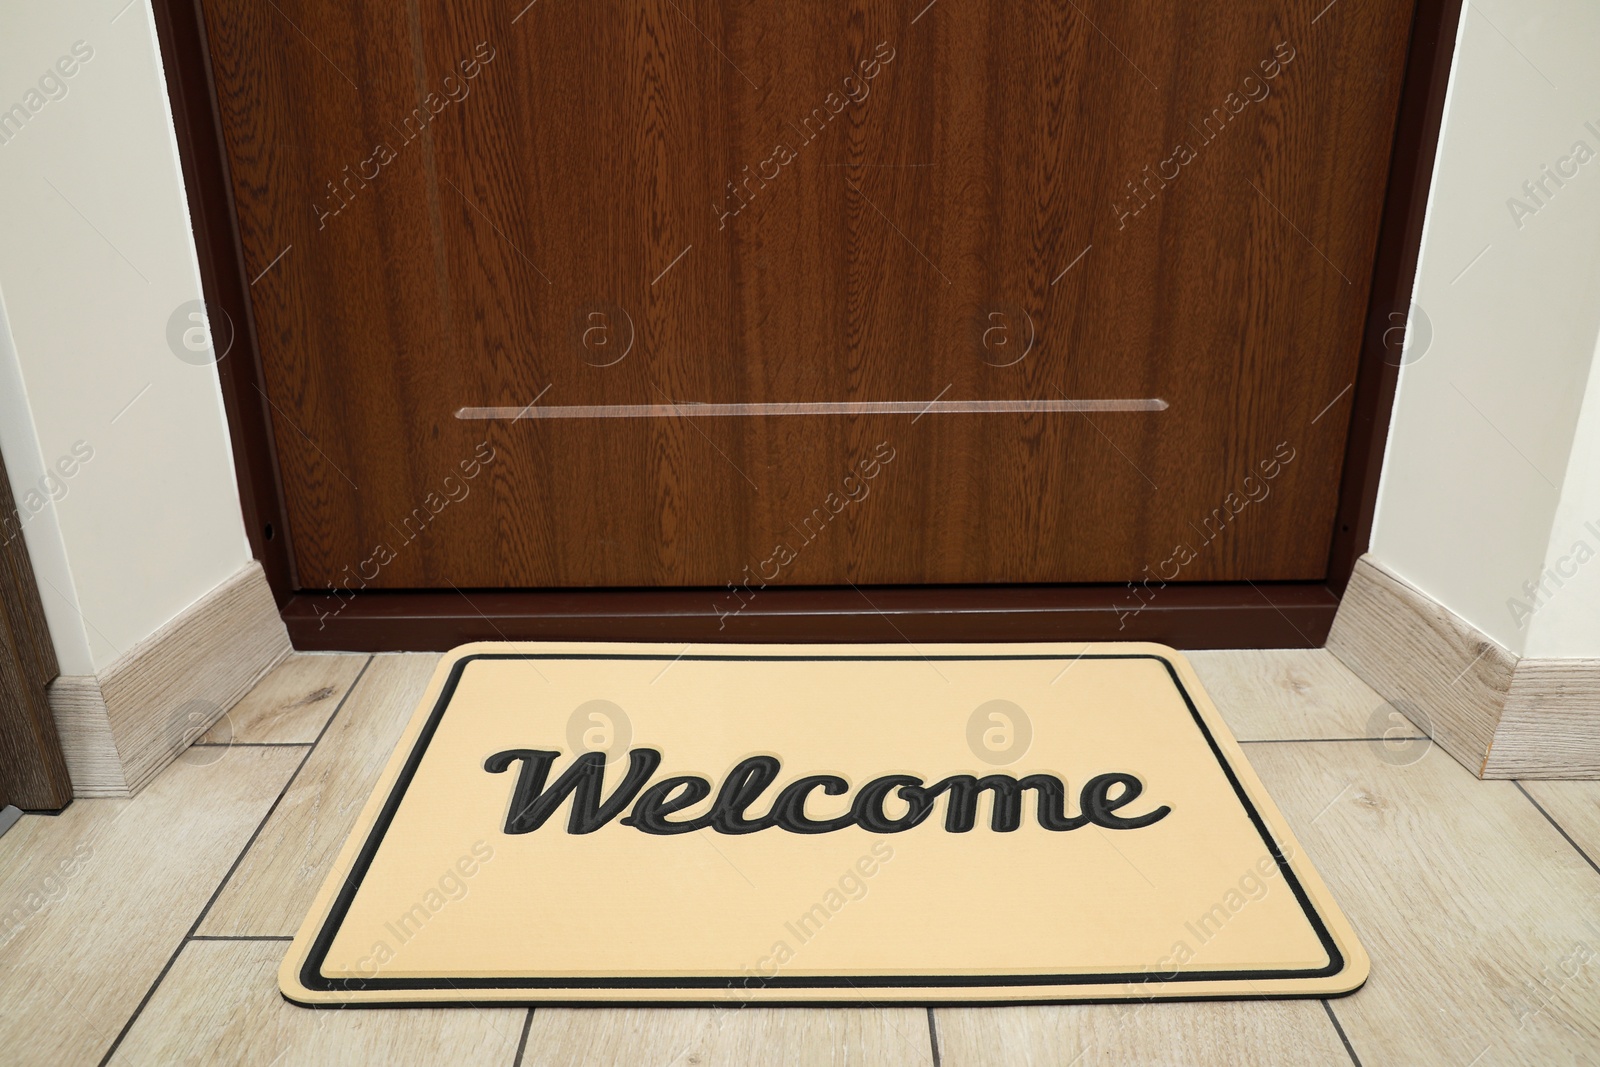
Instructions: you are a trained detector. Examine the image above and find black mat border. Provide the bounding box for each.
[298,652,1346,994]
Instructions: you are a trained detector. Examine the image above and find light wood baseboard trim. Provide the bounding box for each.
[46,561,290,796]
[1490,660,1600,777]
[46,676,126,797]
[1326,556,1515,774]
[1328,555,1600,779]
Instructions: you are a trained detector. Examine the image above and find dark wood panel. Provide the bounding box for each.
[283,581,1339,651]
[199,0,1417,590]
[150,0,298,600]
[0,452,72,812]
[1327,0,1466,592]
[151,0,1464,651]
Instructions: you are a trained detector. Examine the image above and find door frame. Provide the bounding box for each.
[0,449,73,811]
[151,0,1465,651]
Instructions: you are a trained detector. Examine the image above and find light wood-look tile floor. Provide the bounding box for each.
[3,649,1599,1066]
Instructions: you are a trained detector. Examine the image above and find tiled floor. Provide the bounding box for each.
[3,649,1599,1066]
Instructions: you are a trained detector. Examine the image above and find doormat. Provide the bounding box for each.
[281,642,1366,1006]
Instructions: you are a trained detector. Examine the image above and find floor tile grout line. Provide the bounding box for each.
[1239,736,1427,744]
[927,1007,943,1067]
[814,982,930,1062]
[297,656,374,741]
[1322,1000,1364,1067]
[191,742,315,748]
[189,935,295,942]
[511,1008,535,1066]
[1515,781,1600,879]
[93,655,376,1067]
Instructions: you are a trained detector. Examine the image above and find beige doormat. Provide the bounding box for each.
[281,642,1366,1005]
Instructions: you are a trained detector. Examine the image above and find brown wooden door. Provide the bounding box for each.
[200,0,1415,591]
[0,449,72,811]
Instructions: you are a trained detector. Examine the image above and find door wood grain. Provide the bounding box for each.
[199,0,1417,591]
[0,449,72,810]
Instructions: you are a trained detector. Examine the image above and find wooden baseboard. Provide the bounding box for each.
[44,676,125,798]
[1326,556,1516,773]
[46,561,290,796]
[1491,661,1600,777]
[1328,555,1600,779]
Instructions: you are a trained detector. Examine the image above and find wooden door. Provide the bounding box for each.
[198,0,1417,592]
[0,450,72,810]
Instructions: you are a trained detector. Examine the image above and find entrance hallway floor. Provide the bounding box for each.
[2,649,1598,1066]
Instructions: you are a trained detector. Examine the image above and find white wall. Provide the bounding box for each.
[4,0,1600,671]
[1372,0,1600,659]
[0,1,250,675]
[1524,328,1600,659]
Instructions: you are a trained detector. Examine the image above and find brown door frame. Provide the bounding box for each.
[150,0,1465,652]
[0,451,73,811]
